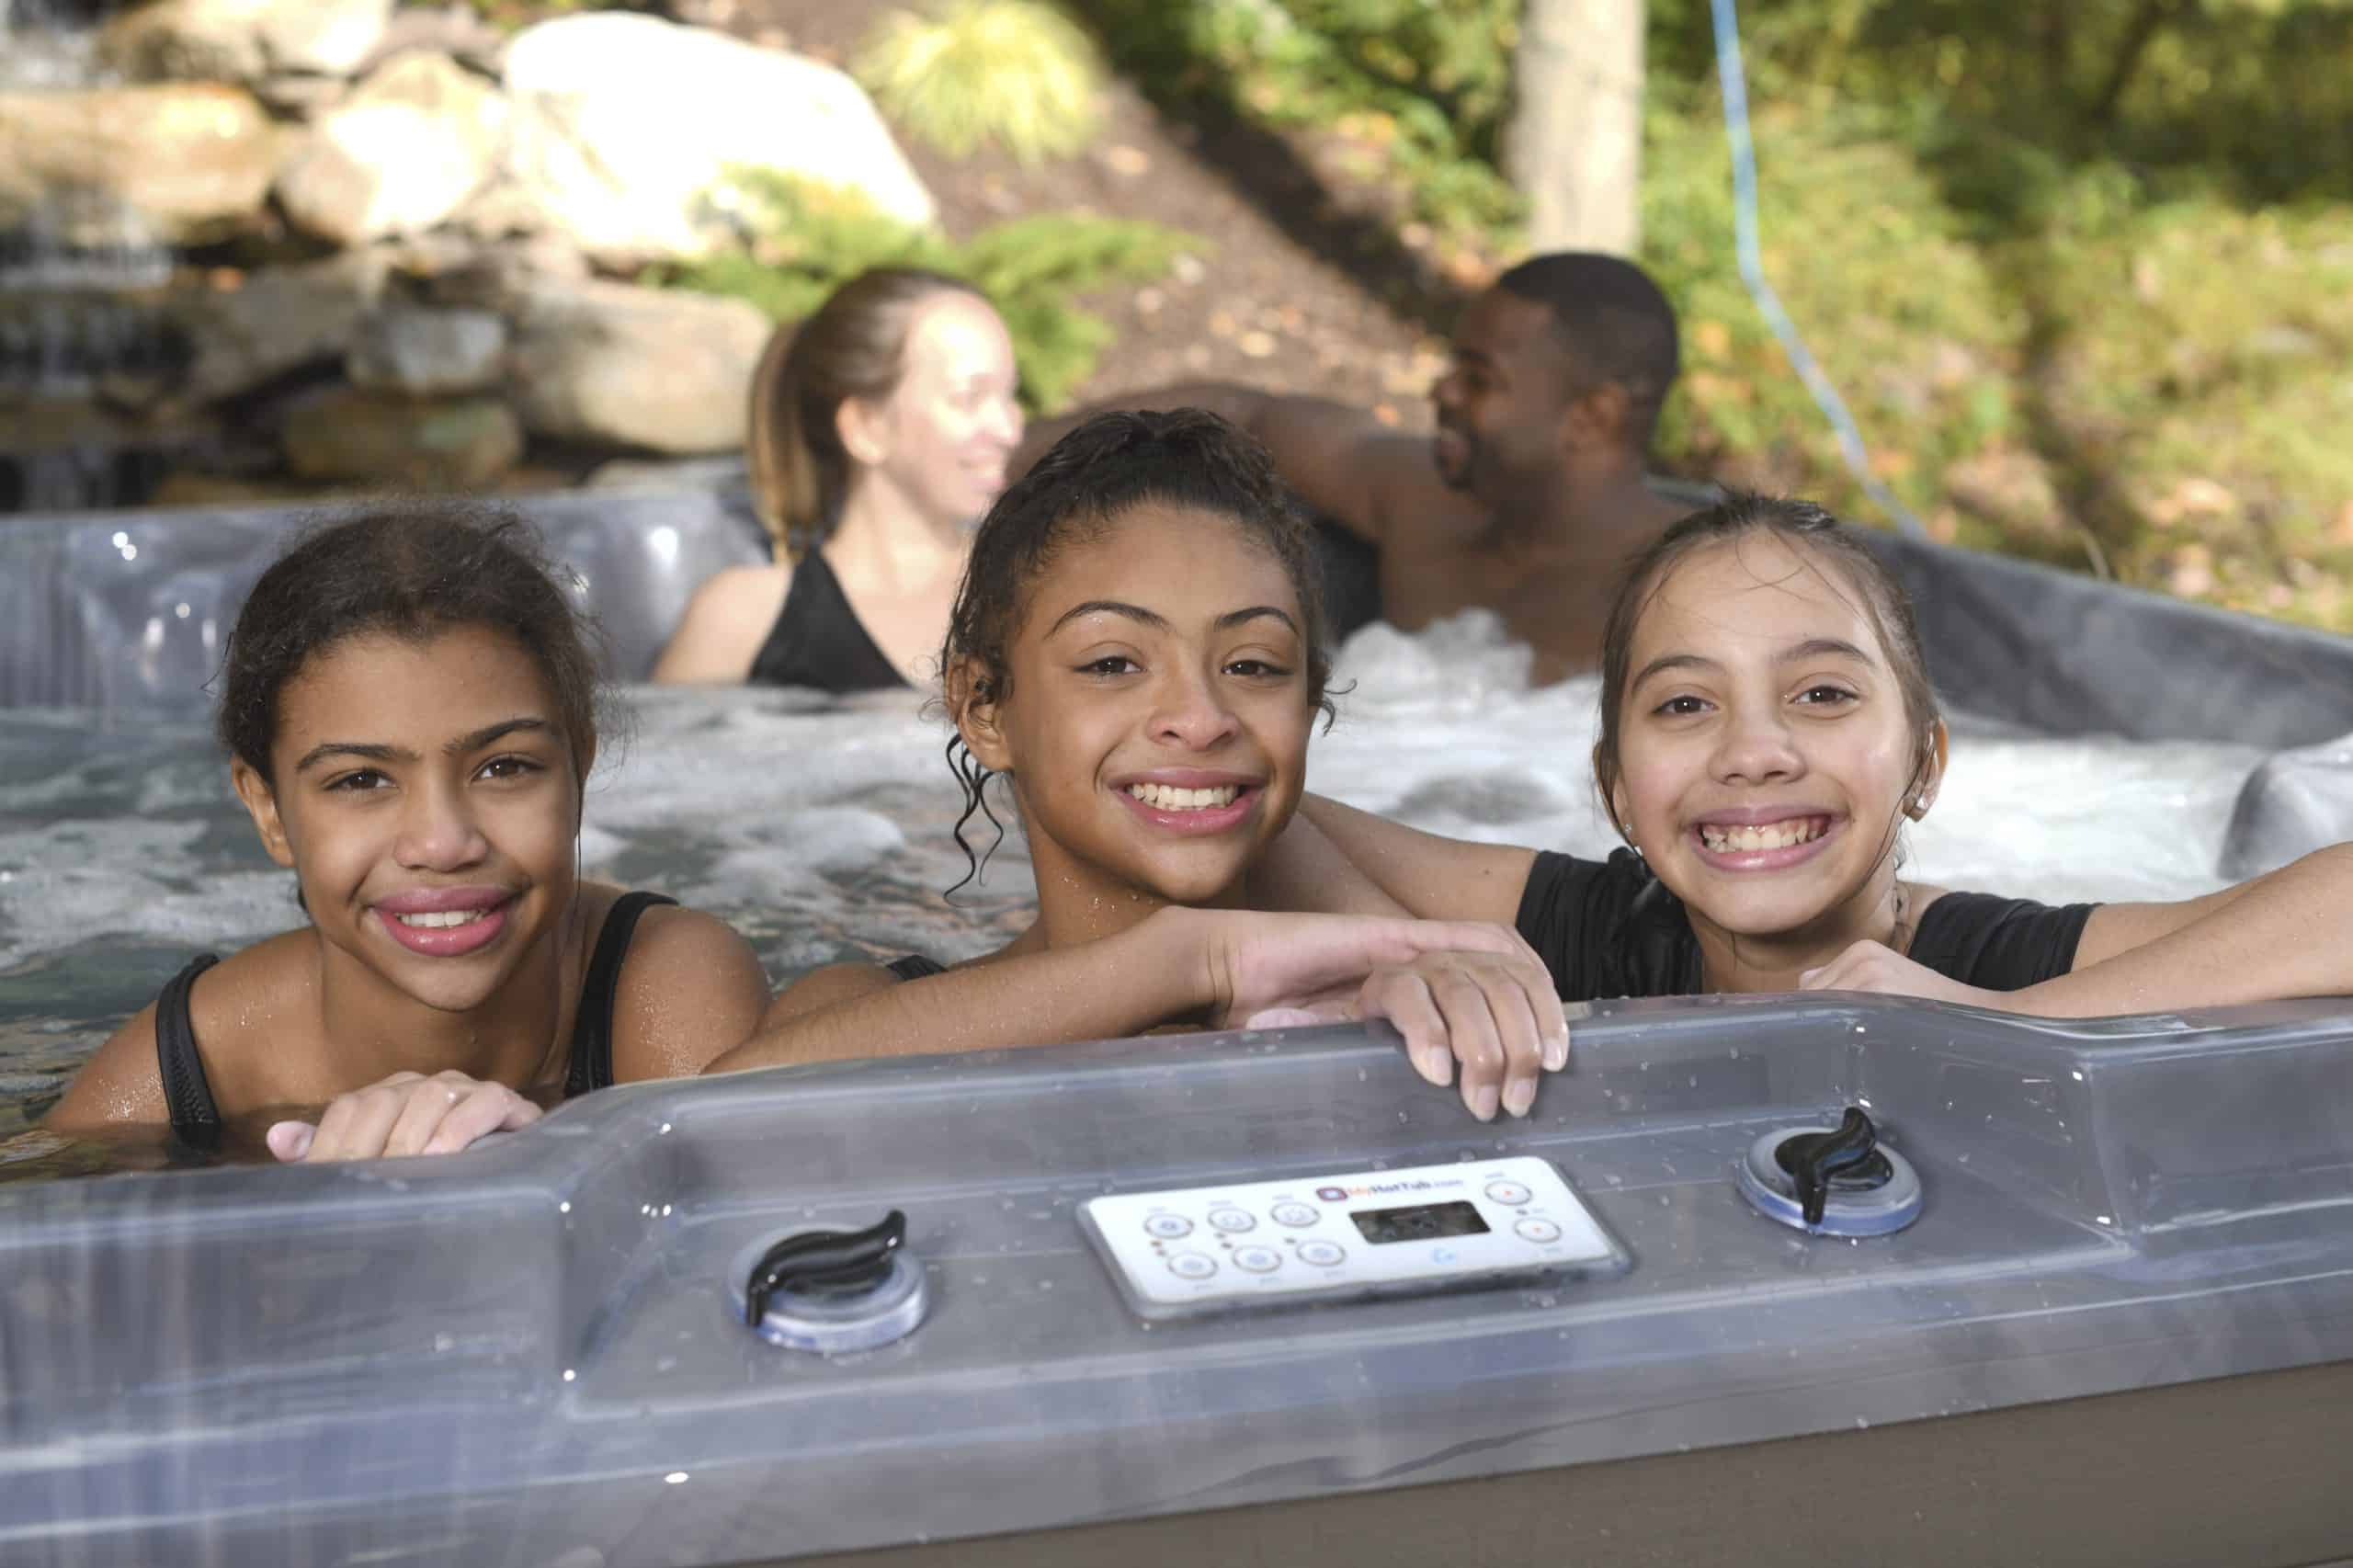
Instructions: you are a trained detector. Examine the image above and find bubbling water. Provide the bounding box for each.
[0,611,2252,1135]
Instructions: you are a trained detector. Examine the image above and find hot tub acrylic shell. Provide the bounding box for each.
[4,993,2353,1565]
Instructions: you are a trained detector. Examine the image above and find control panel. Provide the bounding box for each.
[1079,1156,1625,1318]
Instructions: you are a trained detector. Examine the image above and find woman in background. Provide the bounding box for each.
[654,267,1024,691]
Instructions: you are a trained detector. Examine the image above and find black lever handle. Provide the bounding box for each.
[1775,1107,1888,1227]
[744,1210,906,1328]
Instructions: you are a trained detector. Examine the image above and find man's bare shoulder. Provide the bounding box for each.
[1347,436,1485,543]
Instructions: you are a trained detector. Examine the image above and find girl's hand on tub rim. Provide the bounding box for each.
[1198,909,1568,1119]
[267,1070,543,1164]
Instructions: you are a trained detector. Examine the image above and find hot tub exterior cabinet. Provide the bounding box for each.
[3,993,2352,1565]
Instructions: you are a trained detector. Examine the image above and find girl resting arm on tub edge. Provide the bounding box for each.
[1250,492,2353,1017]
[46,504,771,1164]
[703,410,1568,1121]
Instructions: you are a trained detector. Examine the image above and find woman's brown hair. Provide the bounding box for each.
[746,266,989,556]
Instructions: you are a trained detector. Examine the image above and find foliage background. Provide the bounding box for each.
[664,0,2353,632]
[1072,0,2353,631]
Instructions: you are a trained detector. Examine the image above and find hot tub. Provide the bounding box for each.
[3,486,2352,1563]
[4,998,2353,1565]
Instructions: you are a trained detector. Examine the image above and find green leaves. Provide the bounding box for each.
[854,1,1105,164]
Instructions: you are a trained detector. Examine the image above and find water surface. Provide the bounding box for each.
[0,614,2256,1160]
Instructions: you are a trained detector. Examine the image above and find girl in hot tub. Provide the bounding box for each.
[1256,491,2353,1020]
[46,503,776,1163]
[715,457,2347,1119]
[707,409,1573,1115]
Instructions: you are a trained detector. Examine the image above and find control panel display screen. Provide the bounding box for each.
[1350,1200,1491,1246]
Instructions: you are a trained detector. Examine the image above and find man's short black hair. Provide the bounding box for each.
[1494,252,1680,452]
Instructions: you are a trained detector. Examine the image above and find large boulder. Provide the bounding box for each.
[167,247,390,404]
[0,85,282,245]
[280,386,523,486]
[484,14,933,265]
[275,52,507,246]
[97,0,395,82]
[506,278,769,454]
[347,304,506,396]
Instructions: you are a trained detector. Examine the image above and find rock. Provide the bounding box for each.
[168,248,389,404]
[392,231,590,310]
[98,0,395,83]
[280,386,523,486]
[582,454,750,493]
[348,305,506,396]
[251,74,348,119]
[275,52,506,246]
[146,471,339,508]
[506,278,770,454]
[354,4,507,77]
[489,14,932,265]
[0,85,283,246]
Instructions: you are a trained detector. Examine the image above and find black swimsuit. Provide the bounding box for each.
[153,892,676,1150]
[745,551,909,694]
[1512,849,2098,1002]
[884,955,948,981]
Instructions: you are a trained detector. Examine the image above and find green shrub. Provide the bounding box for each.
[1072,0,1524,245]
[854,0,1105,164]
[1638,92,2353,631]
[664,172,1199,414]
[1055,0,2353,630]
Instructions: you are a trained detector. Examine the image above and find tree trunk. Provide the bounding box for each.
[1507,0,1645,256]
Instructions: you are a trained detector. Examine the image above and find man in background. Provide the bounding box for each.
[1014,252,1688,681]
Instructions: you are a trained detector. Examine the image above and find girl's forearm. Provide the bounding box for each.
[2018,844,2353,1017]
[703,910,1212,1074]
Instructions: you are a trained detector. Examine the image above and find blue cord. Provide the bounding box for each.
[1708,0,1927,538]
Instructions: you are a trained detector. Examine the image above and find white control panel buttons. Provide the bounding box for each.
[1082,1156,1625,1318]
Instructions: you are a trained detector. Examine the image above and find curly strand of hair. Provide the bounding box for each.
[942,733,1008,900]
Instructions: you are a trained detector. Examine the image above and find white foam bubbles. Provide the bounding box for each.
[0,618,2256,1017]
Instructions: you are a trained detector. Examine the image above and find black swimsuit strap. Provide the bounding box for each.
[564,892,679,1099]
[745,551,910,694]
[154,953,223,1150]
[885,954,948,982]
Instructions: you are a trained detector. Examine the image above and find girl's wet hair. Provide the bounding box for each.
[747,265,990,555]
[217,500,606,786]
[939,407,1335,890]
[1592,492,1942,835]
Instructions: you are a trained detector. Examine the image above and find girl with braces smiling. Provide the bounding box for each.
[1260,493,2353,1020]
